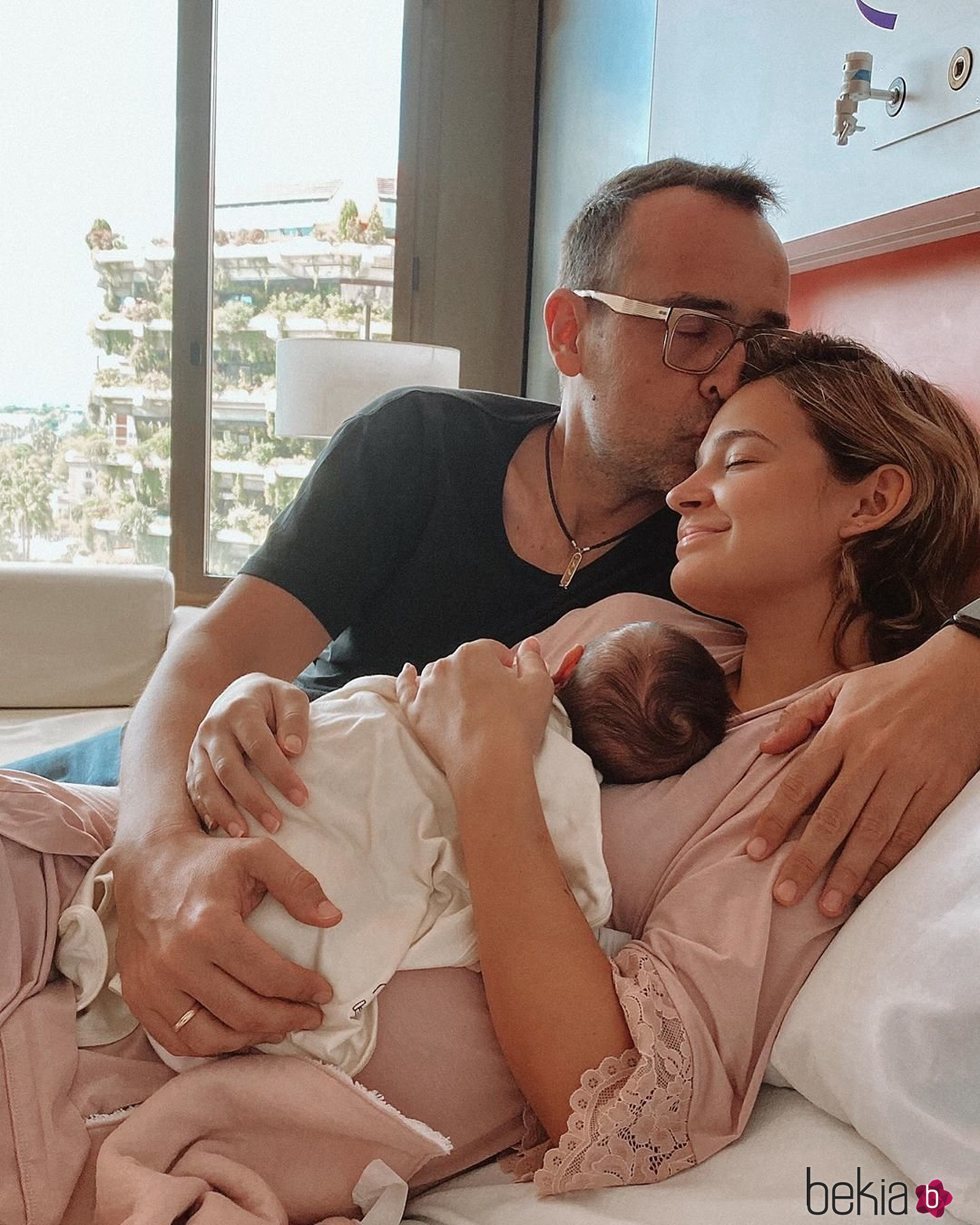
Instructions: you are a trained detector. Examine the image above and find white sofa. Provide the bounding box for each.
[0,563,201,765]
[1,563,955,1225]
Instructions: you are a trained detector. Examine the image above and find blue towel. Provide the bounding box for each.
[3,724,125,786]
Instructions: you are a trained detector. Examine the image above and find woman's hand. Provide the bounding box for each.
[186,673,311,836]
[395,638,555,783]
[748,628,980,916]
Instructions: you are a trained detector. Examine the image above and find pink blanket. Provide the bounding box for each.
[0,772,451,1225]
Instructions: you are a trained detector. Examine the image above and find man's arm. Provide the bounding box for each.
[111,574,343,1056]
[750,618,980,917]
[116,573,328,844]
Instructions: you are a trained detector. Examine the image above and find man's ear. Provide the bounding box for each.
[543,289,588,379]
[838,465,913,540]
[552,643,585,689]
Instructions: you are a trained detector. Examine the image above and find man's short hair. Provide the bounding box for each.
[558,157,780,290]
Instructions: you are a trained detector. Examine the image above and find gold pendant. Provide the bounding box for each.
[559,548,584,589]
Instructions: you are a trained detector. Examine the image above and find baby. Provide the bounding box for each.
[55,620,731,1076]
[558,620,733,783]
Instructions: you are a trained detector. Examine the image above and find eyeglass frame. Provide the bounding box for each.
[571,289,786,375]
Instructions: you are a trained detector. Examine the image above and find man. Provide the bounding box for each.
[110,159,980,1061]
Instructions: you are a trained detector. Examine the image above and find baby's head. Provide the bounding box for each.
[556,621,732,783]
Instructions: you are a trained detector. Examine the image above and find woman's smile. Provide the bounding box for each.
[676,524,727,550]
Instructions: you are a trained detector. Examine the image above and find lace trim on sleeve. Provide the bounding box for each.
[502,943,697,1195]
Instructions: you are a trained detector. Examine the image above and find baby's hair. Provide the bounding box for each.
[559,621,732,783]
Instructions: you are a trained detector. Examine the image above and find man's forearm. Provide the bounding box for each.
[115,575,331,850]
[116,629,254,848]
[105,577,335,1050]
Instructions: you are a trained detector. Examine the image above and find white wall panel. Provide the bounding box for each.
[649,1,980,260]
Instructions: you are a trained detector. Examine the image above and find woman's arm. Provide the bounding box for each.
[397,640,632,1143]
[451,753,632,1142]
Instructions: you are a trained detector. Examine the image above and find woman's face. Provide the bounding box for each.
[665,377,860,624]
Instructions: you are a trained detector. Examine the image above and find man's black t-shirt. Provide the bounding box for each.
[241,387,681,696]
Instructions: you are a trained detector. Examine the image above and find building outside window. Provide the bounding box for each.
[1,1,404,584]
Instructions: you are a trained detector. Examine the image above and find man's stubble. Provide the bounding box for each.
[584,398,708,502]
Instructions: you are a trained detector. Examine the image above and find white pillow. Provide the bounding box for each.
[770,771,980,1223]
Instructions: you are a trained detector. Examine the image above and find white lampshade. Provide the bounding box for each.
[274,338,461,438]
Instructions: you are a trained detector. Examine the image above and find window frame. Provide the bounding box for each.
[171,0,221,606]
[169,0,536,605]
[171,0,424,605]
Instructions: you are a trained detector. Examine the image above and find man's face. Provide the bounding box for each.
[569,186,791,495]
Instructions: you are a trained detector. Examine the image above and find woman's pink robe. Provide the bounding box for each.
[0,594,851,1223]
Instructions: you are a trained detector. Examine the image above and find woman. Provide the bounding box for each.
[386,330,980,1190]
[2,332,978,1221]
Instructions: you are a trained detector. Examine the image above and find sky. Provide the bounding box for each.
[0,1,404,408]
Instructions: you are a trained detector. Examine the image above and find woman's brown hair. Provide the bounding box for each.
[742,331,980,663]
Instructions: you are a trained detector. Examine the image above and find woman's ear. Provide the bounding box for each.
[543,289,588,379]
[838,464,913,540]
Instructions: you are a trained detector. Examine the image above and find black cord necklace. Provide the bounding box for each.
[544,419,635,589]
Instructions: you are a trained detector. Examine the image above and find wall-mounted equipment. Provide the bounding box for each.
[948,46,973,91]
[647,1,980,265]
[835,51,906,144]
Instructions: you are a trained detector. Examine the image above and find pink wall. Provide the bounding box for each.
[789,231,980,422]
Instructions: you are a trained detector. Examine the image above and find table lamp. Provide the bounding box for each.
[274,338,461,438]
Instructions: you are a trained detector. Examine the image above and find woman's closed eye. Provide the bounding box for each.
[724,457,758,470]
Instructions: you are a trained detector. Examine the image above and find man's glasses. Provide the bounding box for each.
[572,289,786,375]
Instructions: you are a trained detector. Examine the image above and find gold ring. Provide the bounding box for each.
[173,1005,200,1033]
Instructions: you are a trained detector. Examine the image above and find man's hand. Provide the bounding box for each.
[747,629,980,917]
[112,828,341,1056]
[187,673,312,836]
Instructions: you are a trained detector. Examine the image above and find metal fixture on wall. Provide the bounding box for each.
[834,51,906,145]
[948,46,973,90]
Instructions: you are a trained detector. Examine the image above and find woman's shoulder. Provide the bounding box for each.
[535,594,745,673]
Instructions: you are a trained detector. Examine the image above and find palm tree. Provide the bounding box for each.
[0,448,55,560]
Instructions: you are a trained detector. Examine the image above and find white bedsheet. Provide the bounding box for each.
[406,1086,962,1225]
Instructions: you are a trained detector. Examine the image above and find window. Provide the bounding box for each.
[2,1,536,598]
[171,0,406,600]
[204,0,404,579]
[0,7,177,565]
[2,0,404,598]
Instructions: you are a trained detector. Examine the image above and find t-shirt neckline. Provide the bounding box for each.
[491,411,672,582]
